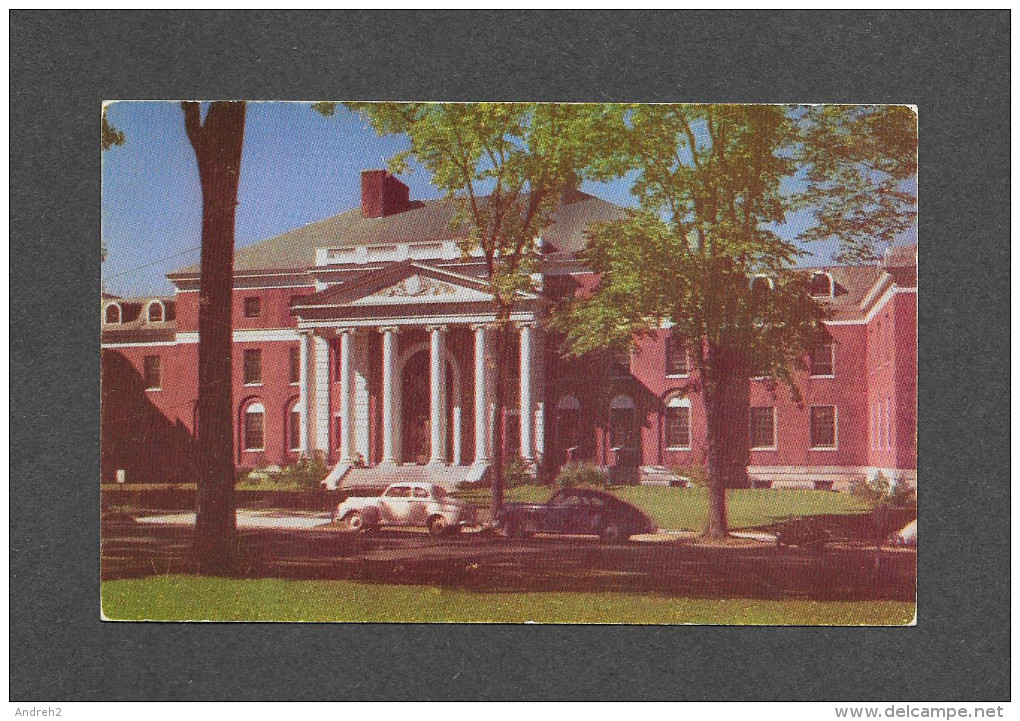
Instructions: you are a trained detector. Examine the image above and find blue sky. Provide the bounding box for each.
[101,102,911,297]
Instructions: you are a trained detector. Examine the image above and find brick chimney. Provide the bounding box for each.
[361,169,411,218]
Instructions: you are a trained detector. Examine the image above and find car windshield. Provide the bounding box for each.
[385,486,412,498]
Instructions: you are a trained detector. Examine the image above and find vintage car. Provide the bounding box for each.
[332,482,479,536]
[495,487,658,543]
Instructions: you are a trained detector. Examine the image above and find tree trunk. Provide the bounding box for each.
[183,101,246,575]
[702,340,753,538]
[489,319,513,517]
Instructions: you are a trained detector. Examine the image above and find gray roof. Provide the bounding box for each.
[169,191,627,277]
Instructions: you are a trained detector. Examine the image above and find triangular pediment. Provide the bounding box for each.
[349,273,492,306]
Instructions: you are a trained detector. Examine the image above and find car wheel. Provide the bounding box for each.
[428,515,448,537]
[598,523,628,544]
[345,511,370,533]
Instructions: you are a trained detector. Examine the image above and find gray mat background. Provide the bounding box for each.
[10,10,1010,701]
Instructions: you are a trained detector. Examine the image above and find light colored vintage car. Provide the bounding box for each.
[332,482,479,536]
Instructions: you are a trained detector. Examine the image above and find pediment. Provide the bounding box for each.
[348,273,493,306]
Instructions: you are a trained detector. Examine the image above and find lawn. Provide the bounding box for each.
[453,486,872,532]
[102,576,913,625]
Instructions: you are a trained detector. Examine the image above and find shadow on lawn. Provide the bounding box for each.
[102,520,916,602]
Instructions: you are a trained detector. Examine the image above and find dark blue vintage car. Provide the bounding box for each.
[495,487,658,543]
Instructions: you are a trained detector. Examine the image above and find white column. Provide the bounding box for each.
[313,333,330,457]
[297,330,312,456]
[452,406,463,466]
[534,327,546,461]
[472,323,490,466]
[351,331,371,464]
[336,328,354,462]
[380,326,399,465]
[519,321,535,462]
[428,324,448,465]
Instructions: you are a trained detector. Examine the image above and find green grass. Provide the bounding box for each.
[102,576,913,625]
[454,486,872,531]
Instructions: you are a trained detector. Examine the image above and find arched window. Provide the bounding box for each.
[750,275,774,297]
[286,399,301,452]
[609,394,636,449]
[104,303,121,324]
[810,272,833,298]
[664,394,691,450]
[243,402,266,451]
[146,300,165,323]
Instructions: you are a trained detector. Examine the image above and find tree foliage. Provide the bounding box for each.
[555,104,915,537]
[338,102,617,513]
[798,105,917,264]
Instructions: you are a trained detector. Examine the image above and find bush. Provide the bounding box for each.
[555,461,609,489]
[237,458,329,490]
[503,456,533,489]
[669,463,711,489]
[850,472,916,509]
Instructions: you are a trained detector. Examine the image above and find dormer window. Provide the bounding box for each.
[146,300,165,323]
[104,303,122,324]
[750,275,774,295]
[810,272,833,298]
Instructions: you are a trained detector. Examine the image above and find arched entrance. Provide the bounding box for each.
[396,345,463,464]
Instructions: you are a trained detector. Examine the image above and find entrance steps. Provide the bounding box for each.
[326,463,488,491]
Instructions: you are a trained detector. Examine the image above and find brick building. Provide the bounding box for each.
[101,170,917,489]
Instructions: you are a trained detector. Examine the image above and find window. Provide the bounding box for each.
[413,487,429,499]
[384,485,412,498]
[143,355,161,390]
[810,272,833,298]
[244,403,265,451]
[104,303,121,324]
[146,301,164,323]
[244,296,262,318]
[288,406,301,451]
[610,395,636,448]
[289,346,301,384]
[664,396,691,449]
[750,275,773,295]
[665,334,689,376]
[810,343,834,377]
[750,406,776,449]
[243,349,262,385]
[555,396,581,453]
[610,349,631,377]
[810,406,837,449]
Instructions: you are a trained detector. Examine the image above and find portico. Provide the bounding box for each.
[292,261,543,478]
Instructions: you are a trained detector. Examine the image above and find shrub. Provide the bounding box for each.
[555,461,609,489]
[850,472,916,509]
[275,457,330,489]
[502,456,533,489]
[669,463,711,489]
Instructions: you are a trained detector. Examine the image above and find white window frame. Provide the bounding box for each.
[809,342,836,378]
[810,271,835,298]
[146,299,166,323]
[749,406,777,451]
[664,395,692,451]
[664,334,690,378]
[809,404,839,451]
[243,402,266,452]
[104,302,122,325]
[142,354,162,392]
[243,347,264,387]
